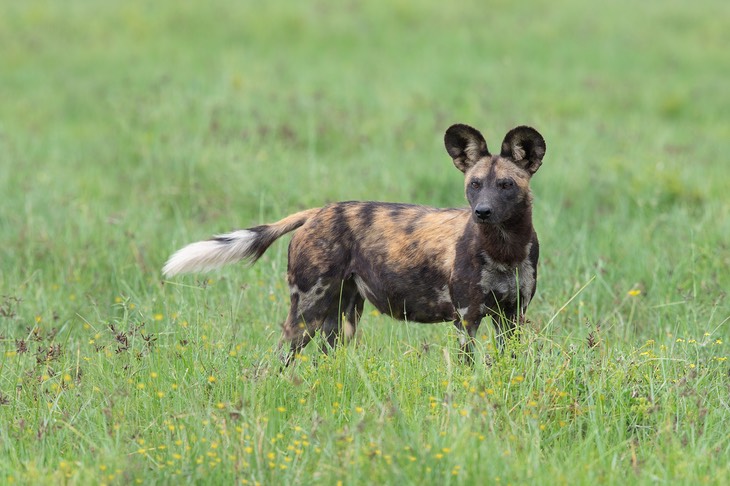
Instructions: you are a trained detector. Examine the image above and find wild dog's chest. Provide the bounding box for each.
[450,241,536,313]
[477,249,535,304]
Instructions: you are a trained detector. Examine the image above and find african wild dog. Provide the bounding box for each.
[163,124,546,364]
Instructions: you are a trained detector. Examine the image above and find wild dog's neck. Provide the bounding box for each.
[476,206,534,266]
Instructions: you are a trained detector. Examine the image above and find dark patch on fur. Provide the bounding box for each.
[212,225,262,245]
[403,209,424,235]
[485,162,497,185]
[329,203,349,234]
[388,207,402,219]
[358,202,377,228]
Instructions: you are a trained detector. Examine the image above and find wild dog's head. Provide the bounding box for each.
[445,124,546,225]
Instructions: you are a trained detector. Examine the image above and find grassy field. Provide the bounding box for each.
[1,0,729,484]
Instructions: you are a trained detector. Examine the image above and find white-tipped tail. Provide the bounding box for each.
[162,230,258,277]
[163,208,320,278]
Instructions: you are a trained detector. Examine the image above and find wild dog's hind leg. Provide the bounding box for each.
[343,283,365,340]
[279,278,334,366]
[320,278,365,353]
[279,309,320,367]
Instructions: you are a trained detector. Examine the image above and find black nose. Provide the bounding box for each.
[474,205,492,220]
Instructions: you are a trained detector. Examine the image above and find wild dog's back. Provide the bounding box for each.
[287,201,469,322]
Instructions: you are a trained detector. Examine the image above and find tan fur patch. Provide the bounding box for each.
[361,206,466,275]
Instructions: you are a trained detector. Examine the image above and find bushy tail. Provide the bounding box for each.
[162,208,320,277]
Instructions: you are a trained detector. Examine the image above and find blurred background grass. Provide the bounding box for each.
[2,0,727,338]
[1,0,729,483]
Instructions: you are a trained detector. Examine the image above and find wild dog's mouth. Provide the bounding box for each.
[474,214,492,224]
[473,214,501,225]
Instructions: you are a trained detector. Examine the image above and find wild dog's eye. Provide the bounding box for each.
[498,179,515,190]
[470,180,481,189]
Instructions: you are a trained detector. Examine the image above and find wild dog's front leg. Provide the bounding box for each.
[490,303,521,350]
[452,316,482,364]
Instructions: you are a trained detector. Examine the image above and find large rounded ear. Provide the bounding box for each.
[500,126,546,176]
[444,124,490,173]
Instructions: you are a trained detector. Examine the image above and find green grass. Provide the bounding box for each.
[1,0,729,484]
